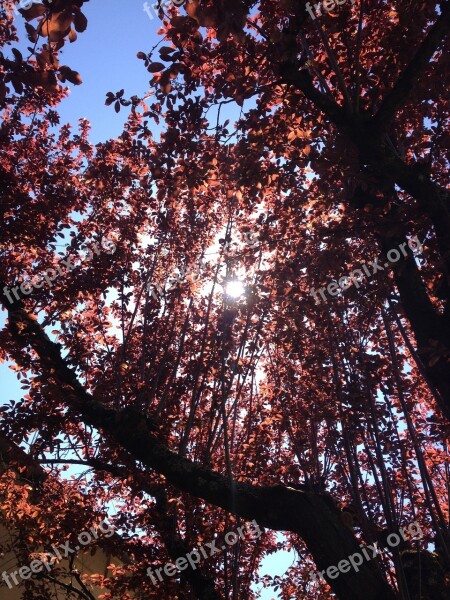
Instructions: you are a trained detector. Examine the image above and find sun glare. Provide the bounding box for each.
[225,280,245,299]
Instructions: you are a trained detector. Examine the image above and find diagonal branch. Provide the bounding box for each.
[312,19,353,110]
[21,452,225,599]
[373,1,450,130]
[277,68,349,126]
[0,292,397,600]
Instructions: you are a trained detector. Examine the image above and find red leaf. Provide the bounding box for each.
[73,11,88,33]
[148,62,165,73]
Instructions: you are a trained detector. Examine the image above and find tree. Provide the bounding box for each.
[0,0,449,598]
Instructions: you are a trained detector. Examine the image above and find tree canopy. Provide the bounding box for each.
[1,0,450,598]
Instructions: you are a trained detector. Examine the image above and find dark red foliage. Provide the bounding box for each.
[1,1,450,599]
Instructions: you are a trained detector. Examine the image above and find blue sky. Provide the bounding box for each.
[1,1,296,596]
[46,0,162,142]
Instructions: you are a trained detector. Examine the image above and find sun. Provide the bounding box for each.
[225,280,245,299]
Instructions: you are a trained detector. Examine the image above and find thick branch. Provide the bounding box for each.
[42,460,224,599]
[352,136,450,293]
[384,153,450,279]
[275,53,450,418]
[374,2,450,130]
[0,297,397,600]
[278,66,349,126]
[0,431,48,483]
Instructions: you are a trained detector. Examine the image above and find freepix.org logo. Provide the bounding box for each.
[309,520,423,584]
[147,520,262,585]
[143,0,184,20]
[1,520,115,589]
[309,236,423,305]
[305,0,356,20]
